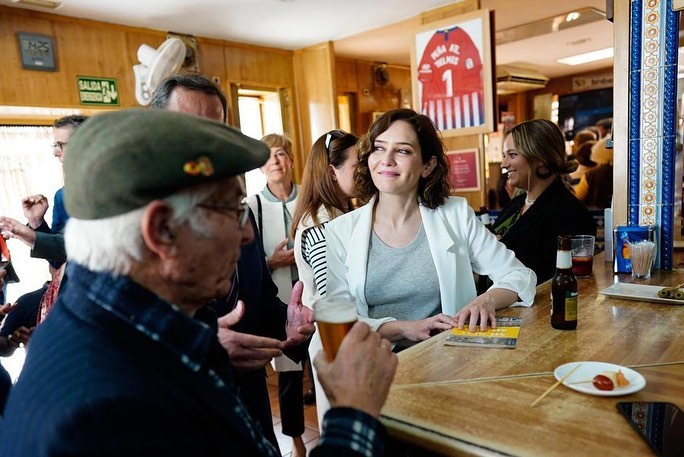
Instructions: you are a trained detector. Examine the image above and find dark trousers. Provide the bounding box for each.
[278,369,304,437]
[0,363,11,415]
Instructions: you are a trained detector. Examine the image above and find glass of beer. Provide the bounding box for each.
[570,235,595,278]
[313,295,357,360]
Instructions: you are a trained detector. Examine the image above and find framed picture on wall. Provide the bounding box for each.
[411,9,495,137]
[447,148,481,192]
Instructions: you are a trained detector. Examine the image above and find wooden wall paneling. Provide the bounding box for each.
[56,22,135,108]
[336,58,411,134]
[0,5,298,113]
[293,41,337,171]
[420,1,480,25]
[224,44,294,87]
[280,86,304,183]
[335,58,358,93]
[612,0,628,228]
[195,39,227,86]
[0,10,69,107]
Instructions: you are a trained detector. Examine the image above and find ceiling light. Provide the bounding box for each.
[11,0,61,9]
[566,12,581,22]
[557,47,614,66]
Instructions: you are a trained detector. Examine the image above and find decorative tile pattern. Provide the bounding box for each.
[628,0,642,227]
[638,0,662,228]
[629,0,679,269]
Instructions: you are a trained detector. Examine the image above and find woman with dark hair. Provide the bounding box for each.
[492,119,596,283]
[325,109,536,347]
[291,129,359,430]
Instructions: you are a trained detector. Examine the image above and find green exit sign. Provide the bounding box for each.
[77,76,119,106]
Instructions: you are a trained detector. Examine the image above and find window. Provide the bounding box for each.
[236,89,284,196]
[0,125,61,302]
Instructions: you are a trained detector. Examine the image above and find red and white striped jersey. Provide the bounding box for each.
[417,27,484,131]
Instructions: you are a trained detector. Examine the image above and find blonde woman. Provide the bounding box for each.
[245,133,305,456]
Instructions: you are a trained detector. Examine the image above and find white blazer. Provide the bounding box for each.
[325,195,537,331]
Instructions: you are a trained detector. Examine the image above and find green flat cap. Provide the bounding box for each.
[63,109,269,219]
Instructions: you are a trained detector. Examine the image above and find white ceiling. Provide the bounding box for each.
[2,0,613,79]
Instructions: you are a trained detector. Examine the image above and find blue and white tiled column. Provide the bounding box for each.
[628,0,679,269]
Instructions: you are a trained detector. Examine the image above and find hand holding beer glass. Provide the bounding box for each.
[313,295,358,360]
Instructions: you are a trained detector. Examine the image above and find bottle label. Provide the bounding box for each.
[564,291,578,321]
[556,250,572,269]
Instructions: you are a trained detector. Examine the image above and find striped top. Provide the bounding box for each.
[301,224,328,296]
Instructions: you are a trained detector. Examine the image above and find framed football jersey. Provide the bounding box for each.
[411,9,495,137]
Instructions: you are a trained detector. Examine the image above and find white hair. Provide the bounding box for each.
[65,181,224,275]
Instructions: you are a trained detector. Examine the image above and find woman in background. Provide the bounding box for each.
[245,133,305,457]
[568,140,597,186]
[325,109,535,345]
[291,129,359,431]
[493,119,596,283]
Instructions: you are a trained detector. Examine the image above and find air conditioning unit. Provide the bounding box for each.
[496,65,549,95]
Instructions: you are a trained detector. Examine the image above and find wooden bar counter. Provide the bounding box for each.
[380,253,684,456]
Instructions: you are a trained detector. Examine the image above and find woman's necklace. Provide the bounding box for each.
[525,195,536,207]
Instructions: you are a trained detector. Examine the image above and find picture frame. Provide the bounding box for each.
[411,9,495,137]
[447,148,481,192]
[17,32,57,71]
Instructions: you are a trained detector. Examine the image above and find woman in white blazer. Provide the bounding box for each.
[326,109,537,345]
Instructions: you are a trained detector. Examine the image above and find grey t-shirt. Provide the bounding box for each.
[365,223,441,321]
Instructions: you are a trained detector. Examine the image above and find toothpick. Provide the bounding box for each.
[531,363,582,407]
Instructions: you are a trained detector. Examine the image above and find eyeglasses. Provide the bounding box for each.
[197,202,250,228]
[51,141,68,152]
[324,130,346,153]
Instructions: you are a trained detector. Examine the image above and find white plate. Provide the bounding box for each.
[600,283,684,305]
[554,361,646,397]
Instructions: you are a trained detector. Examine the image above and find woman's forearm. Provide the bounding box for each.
[483,288,520,310]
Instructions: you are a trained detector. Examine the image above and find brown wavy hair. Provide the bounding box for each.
[291,130,359,237]
[354,109,450,209]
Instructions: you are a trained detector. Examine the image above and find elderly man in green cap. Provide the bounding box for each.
[0,109,397,456]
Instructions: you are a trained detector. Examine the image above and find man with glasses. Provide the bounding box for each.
[0,109,397,456]
[151,73,314,450]
[0,115,88,268]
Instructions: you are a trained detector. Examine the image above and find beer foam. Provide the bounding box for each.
[313,297,358,323]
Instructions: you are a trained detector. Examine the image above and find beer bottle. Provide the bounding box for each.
[551,235,578,330]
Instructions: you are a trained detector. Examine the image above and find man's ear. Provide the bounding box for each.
[140,201,177,259]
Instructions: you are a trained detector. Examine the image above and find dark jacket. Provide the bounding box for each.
[0,264,376,457]
[209,210,306,447]
[0,264,281,456]
[494,177,596,283]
